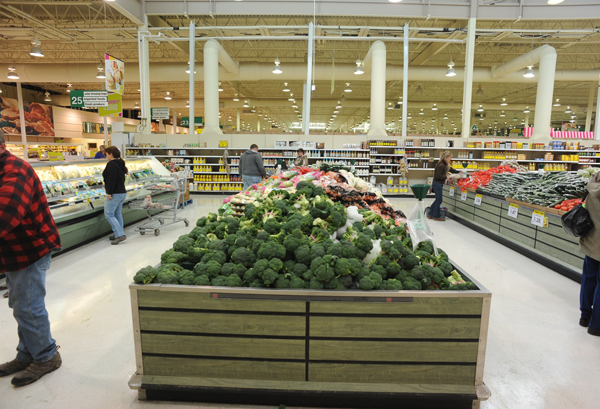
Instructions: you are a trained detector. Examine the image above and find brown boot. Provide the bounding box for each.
[433,218,446,222]
[0,359,30,377]
[11,351,61,387]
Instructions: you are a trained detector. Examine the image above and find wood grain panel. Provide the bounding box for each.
[498,227,536,247]
[309,363,475,385]
[534,242,584,269]
[310,340,478,362]
[141,333,305,360]
[139,310,305,336]
[143,356,305,381]
[535,231,581,255]
[309,297,482,315]
[473,209,501,224]
[137,290,305,312]
[476,201,502,216]
[473,216,501,233]
[310,316,480,339]
[499,218,536,238]
[454,207,475,221]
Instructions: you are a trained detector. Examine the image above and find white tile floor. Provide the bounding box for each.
[1,196,599,409]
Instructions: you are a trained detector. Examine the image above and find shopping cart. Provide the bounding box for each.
[129,171,190,236]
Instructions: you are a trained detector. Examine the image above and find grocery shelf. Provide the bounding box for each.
[408,168,436,171]
[369,173,403,176]
[192,181,242,184]
[370,153,405,156]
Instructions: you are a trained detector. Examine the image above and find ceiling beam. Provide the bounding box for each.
[107,0,144,27]
[147,15,203,62]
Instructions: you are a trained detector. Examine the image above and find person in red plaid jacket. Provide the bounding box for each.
[0,131,62,386]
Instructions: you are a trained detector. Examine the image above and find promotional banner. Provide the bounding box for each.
[0,96,55,136]
[105,54,124,95]
[70,90,108,108]
[99,94,123,117]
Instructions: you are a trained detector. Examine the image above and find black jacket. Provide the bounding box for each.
[102,159,127,195]
[433,161,459,184]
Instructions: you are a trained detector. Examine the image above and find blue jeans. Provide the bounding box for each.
[581,256,600,331]
[243,175,261,190]
[104,192,127,238]
[6,252,57,363]
[430,182,444,218]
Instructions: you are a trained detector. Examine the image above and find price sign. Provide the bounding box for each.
[449,187,455,197]
[531,210,545,227]
[460,191,468,201]
[68,202,75,206]
[70,90,108,108]
[508,203,519,218]
[86,198,91,203]
[474,194,483,206]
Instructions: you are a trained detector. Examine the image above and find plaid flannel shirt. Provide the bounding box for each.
[0,151,61,273]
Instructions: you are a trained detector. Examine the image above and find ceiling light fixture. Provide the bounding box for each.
[272,57,282,74]
[96,63,105,79]
[419,109,424,115]
[388,0,403,3]
[135,102,140,109]
[66,83,73,93]
[553,98,561,107]
[501,97,507,106]
[288,93,294,101]
[185,63,196,74]
[477,105,484,112]
[218,82,223,92]
[185,100,190,108]
[476,85,484,96]
[282,83,290,92]
[523,66,535,78]
[500,111,506,117]
[432,103,438,111]
[445,58,456,77]
[547,0,565,4]
[443,114,448,120]
[165,91,172,100]
[344,83,352,92]
[354,58,364,75]
[243,100,250,108]
[523,106,531,113]
[565,106,572,113]
[7,66,19,79]
[44,91,51,102]
[233,94,239,102]
[29,38,44,57]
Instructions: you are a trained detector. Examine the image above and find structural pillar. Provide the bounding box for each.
[257,118,261,132]
[188,21,196,135]
[365,41,387,138]
[595,75,600,140]
[532,50,557,140]
[585,82,595,132]
[401,23,409,138]
[525,112,530,128]
[16,82,27,153]
[461,17,476,138]
[303,22,314,135]
[203,39,223,135]
[237,109,241,132]
[138,21,152,134]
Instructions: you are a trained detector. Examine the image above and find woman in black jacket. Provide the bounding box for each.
[430,151,460,221]
[103,146,128,244]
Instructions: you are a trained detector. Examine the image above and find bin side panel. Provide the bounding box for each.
[142,333,305,360]
[310,317,481,339]
[310,340,478,362]
[138,291,305,312]
[309,297,482,315]
[139,310,305,337]
[143,356,305,381]
[308,363,475,385]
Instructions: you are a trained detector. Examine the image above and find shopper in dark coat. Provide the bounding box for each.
[430,150,460,221]
[102,146,128,245]
[239,144,266,190]
[0,130,62,386]
[579,171,600,336]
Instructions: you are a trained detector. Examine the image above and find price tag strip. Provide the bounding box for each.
[474,194,482,206]
[531,210,545,227]
[460,191,468,201]
[508,203,519,218]
[449,187,455,197]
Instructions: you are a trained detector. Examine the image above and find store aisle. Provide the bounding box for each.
[0,197,599,409]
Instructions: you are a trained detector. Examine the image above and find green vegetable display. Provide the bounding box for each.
[133,176,477,291]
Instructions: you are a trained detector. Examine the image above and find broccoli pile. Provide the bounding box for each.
[132,185,477,292]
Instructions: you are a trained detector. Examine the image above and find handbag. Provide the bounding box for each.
[561,191,594,238]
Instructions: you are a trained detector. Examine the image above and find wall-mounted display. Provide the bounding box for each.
[1,96,55,136]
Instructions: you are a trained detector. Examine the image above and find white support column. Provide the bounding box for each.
[173,108,178,134]
[237,108,241,132]
[303,22,314,136]
[138,23,151,134]
[532,50,557,140]
[524,112,530,128]
[103,117,109,145]
[461,17,476,138]
[366,41,387,138]
[585,82,595,132]
[401,23,409,138]
[203,39,223,135]
[16,83,27,153]
[257,118,261,132]
[189,21,196,135]
[595,75,600,140]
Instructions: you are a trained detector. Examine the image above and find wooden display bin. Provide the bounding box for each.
[128,268,492,409]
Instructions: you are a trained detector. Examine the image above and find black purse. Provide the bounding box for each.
[561,191,594,238]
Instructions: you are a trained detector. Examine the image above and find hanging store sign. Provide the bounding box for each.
[105,54,124,95]
[70,90,108,108]
[98,93,122,117]
[151,108,170,120]
[181,117,203,127]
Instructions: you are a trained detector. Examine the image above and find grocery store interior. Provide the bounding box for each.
[1,1,600,409]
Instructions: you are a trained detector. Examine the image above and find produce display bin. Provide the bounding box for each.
[443,185,583,282]
[128,266,491,409]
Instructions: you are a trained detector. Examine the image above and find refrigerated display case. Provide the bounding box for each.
[31,157,173,252]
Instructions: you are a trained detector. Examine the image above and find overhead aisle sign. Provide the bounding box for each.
[70,90,108,108]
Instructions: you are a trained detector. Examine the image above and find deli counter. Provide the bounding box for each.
[32,157,173,253]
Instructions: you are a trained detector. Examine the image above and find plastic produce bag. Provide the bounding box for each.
[561,192,593,237]
[406,200,438,255]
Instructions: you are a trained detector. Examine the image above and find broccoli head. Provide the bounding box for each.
[386,262,402,278]
[173,235,196,253]
[273,276,290,289]
[220,262,235,276]
[193,274,211,286]
[401,277,422,291]
[211,276,227,287]
[326,242,343,258]
[201,251,227,266]
[334,258,352,276]
[400,253,420,271]
[133,266,157,284]
[257,242,286,260]
[269,258,284,273]
[224,274,243,287]
[263,218,282,235]
[161,249,188,265]
[289,276,306,289]
[310,243,326,260]
[179,270,195,285]
[231,247,253,267]
[359,272,383,291]
[294,245,312,265]
[381,279,403,291]
[341,241,356,259]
